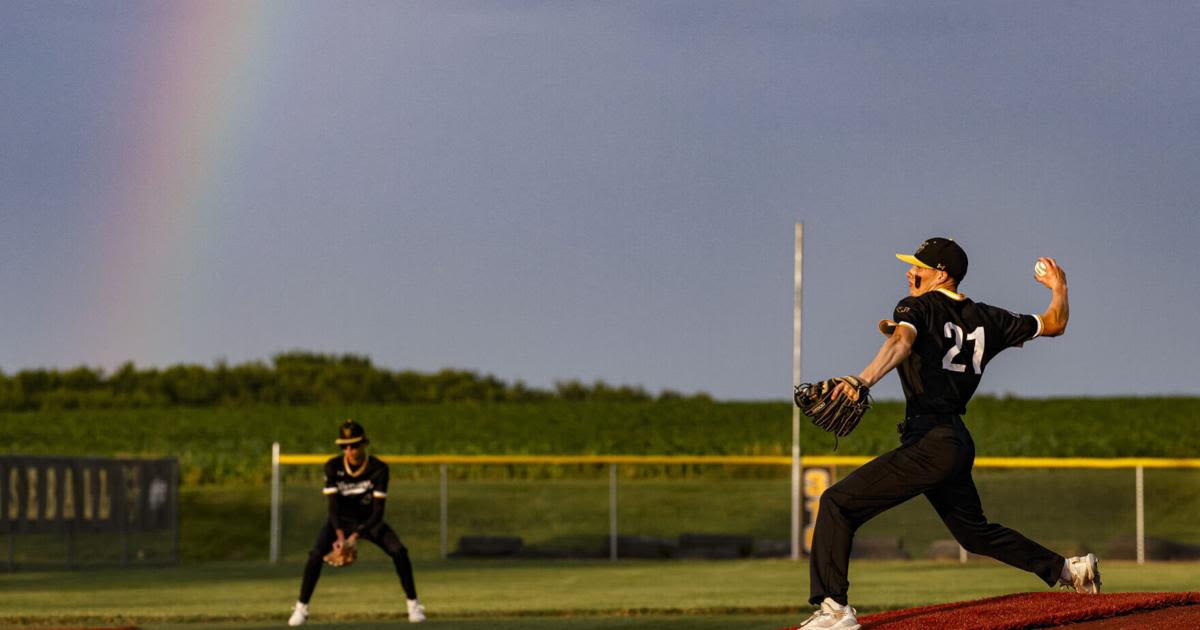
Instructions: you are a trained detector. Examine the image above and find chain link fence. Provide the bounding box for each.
[270,448,1200,565]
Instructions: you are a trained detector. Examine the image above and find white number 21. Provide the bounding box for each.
[942,323,984,374]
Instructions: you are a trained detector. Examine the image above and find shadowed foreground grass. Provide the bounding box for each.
[0,559,1196,628]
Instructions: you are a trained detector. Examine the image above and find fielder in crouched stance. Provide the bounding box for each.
[799,238,1100,630]
[289,420,425,625]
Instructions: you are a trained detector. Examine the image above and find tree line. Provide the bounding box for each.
[0,351,711,411]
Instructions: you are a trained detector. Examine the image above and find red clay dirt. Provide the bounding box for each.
[784,592,1200,630]
[1057,605,1200,627]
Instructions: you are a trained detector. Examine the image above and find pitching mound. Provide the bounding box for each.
[784,592,1200,629]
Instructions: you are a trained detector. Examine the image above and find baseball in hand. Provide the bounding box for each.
[1034,260,1049,277]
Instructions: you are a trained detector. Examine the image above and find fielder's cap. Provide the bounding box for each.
[335,419,368,446]
[896,237,968,282]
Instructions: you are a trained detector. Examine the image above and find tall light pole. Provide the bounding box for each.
[791,222,803,560]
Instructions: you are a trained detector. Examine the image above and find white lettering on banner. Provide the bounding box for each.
[149,478,169,511]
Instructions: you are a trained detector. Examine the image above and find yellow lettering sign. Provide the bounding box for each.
[62,468,75,520]
[26,467,39,521]
[45,468,57,520]
[802,467,833,554]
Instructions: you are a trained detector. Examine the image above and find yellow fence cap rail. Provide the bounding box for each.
[278,454,793,466]
[276,453,1200,469]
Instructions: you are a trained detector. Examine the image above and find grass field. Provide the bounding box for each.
[1,558,1196,629]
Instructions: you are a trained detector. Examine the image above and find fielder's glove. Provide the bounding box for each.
[794,376,872,447]
[323,537,358,567]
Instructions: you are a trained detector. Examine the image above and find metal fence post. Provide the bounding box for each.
[117,465,130,565]
[440,464,448,560]
[270,442,281,564]
[170,458,180,565]
[1135,465,1145,565]
[609,464,618,561]
[6,462,14,569]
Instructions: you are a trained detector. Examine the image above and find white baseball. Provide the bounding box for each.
[1034,260,1048,277]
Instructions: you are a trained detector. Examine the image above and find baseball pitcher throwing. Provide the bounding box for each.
[797,237,1100,630]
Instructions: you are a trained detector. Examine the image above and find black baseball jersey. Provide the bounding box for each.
[893,288,1042,416]
[322,454,389,522]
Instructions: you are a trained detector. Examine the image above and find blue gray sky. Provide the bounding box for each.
[2,1,1197,400]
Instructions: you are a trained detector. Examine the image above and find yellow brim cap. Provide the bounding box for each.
[896,253,934,269]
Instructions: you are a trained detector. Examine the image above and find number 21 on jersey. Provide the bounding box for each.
[943,323,984,374]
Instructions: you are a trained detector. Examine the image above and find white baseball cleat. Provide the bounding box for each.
[1061,553,1102,594]
[407,598,426,623]
[287,601,308,626]
[798,597,861,630]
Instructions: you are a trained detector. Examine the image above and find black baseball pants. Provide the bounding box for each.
[809,414,1065,605]
[299,519,418,604]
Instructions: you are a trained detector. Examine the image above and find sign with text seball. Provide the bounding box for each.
[1,455,178,567]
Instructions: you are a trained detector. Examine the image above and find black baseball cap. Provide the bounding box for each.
[896,237,968,282]
[335,419,368,446]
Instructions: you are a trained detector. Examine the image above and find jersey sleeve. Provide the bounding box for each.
[372,460,389,499]
[892,296,927,337]
[322,458,338,495]
[987,304,1042,349]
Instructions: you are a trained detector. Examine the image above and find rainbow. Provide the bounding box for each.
[89,3,281,364]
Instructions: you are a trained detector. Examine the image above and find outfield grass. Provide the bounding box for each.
[0,559,1195,628]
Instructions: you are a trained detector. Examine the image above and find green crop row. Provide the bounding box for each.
[1,397,1197,486]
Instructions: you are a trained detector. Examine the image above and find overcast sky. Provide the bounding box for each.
[1,1,1197,400]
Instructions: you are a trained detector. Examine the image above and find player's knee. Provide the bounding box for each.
[952,530,987,554]
[386,541,409,559]
[819,488,847,514]
[951,520,1000,552]
[958,538,986,555]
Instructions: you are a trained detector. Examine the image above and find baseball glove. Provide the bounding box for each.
[794,376,872,446]
[323,537,358,567]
